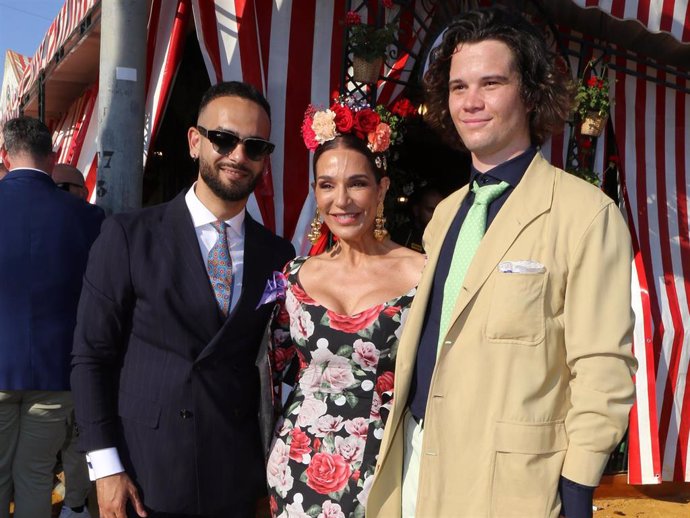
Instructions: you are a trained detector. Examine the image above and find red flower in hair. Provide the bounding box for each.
[353,109,380,139]
[301,107,319,151]
[330,103,354,133]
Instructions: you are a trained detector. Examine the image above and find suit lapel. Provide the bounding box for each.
[389,188,469,431]
[196,214,272,361]
[442,153,555,345]
[229,214,266,319]
[161,192,221,341]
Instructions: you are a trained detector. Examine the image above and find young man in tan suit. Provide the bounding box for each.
[366,7,636,518]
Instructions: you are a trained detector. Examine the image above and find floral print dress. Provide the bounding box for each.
[266,256,415,518]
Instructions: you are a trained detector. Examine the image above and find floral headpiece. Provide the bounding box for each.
[301,95,414,170]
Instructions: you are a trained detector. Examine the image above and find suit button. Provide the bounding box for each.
[179,409,193,419]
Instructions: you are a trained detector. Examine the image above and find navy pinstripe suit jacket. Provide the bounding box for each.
[71,191,294,516]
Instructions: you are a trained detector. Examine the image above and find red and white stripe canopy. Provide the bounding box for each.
[571,0,690,43]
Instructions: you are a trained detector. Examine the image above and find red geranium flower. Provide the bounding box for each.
[391,97,417,118]
[345,10,361,26]
[587,76,598,88]
[305,452,350,494]
[382,0,394,7]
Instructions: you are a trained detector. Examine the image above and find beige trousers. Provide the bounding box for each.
[0,390,72,518]
[402,409,424,518]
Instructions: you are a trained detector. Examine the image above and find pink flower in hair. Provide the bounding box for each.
[368,122,391,153]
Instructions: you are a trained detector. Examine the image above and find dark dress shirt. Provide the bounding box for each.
[407,147,536,420]
[405,147,594,517]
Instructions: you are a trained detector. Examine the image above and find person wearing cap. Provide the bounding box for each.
[53,163,89,201]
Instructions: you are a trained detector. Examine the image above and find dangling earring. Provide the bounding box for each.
[374,202,388,241]
[308,208,322,244]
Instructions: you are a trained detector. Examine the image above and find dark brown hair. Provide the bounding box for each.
[423,6,574,149]
[198,81,271,122]
[2,116,53,158]
[312,134,386,182]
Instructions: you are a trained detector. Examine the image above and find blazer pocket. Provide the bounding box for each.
[491,421,567,518]
[486,271,546,345]
[118,390,162,429]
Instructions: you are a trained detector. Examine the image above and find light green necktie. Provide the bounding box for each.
[438,180,510,353]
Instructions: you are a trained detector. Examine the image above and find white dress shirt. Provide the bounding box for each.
[86,184,246,480]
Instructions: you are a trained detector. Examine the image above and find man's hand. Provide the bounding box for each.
[96,472,147,518]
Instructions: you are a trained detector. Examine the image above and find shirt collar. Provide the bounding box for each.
[469,146,537,188]
[10,167,50,176]
[184,183,245,237]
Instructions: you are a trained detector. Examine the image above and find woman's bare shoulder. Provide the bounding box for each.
[386,244,426,281]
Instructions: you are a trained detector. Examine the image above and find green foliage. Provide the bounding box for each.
[349,23,396,62]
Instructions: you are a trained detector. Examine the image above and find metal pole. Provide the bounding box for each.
[96,0,148,214]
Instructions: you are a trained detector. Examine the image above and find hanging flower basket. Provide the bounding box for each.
[580,111,608,136]
[352,55,383,83]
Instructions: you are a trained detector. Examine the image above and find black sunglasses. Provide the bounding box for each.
[196,126,275,161]
[56,182,84,191]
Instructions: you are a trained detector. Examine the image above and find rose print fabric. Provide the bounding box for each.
[266,256,415,518]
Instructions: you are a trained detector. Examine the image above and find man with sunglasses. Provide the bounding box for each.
[0,117,104,518]
[71,81,295,518]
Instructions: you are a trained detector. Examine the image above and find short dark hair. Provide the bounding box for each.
[197,81,271,121]
[424,6,574,149]
[312,134,385,183]
[2,116,54,159]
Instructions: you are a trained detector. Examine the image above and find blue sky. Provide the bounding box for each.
[0,1,65,79]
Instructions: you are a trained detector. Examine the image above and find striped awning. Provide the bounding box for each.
[570,0,690,43]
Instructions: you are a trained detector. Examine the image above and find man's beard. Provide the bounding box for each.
[199,157,261,202]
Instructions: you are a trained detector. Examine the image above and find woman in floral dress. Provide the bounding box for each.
[265,101,425,518]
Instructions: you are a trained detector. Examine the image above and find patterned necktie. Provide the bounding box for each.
[207,220,233,316]
[438,180,510,353]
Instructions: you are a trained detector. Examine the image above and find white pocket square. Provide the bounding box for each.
[498,260,546,274]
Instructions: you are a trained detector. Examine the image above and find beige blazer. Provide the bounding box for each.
[366,153,637,518]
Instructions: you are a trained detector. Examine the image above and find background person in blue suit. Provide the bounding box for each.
[0,117,105,518]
